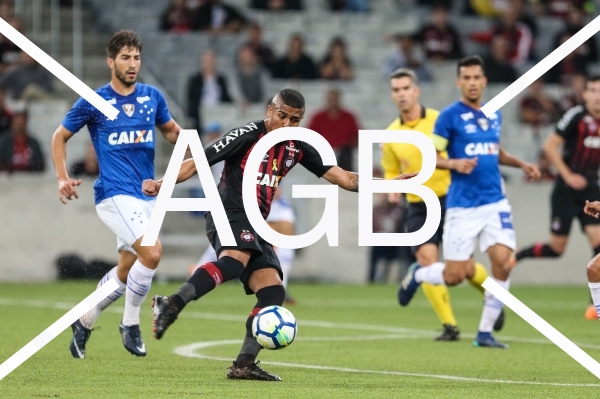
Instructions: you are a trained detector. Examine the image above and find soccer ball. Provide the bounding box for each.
[252,305,297,350]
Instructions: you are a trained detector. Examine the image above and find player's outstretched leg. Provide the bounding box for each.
[227,285,285,381]
[70,265,126,359]
[152,257,245,339]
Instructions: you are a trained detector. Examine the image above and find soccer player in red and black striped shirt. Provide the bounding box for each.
[514,75,600,318]
[143,88,412,381]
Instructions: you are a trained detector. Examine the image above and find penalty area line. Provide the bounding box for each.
[0,278,119,381]
[175,339,600,387]
[482,277,600,380]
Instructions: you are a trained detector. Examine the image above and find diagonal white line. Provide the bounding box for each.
[0,17,119,120]
[0,278,118,381]
[482,277,600,380]
[482,15,600,117]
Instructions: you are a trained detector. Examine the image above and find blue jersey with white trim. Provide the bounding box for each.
[62,83,172,204]
[433,101,504,208]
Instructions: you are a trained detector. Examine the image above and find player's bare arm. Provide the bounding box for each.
[50,124,82,204]
[142,158,197,196]
[584,200,600,218]
[321,167,416,192]
[544,132,587,190]
[157,119,182,144]
[435,152,478,174]
[498,147,541,180]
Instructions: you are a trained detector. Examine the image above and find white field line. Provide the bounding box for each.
[0,279,118,381]
[483,277,600,380]
[175,339,600,388]
[2,296,600,350]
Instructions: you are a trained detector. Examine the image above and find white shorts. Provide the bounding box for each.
[96,195,156,253]
[442,198,516,261]
[266,198,295,224]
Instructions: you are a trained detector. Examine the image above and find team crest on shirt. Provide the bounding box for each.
[122,104,135,117]
[477,118,489,131]
[240,230,255,242]
[284,157,295,169]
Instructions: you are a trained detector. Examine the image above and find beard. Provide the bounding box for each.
[115,68,137,86]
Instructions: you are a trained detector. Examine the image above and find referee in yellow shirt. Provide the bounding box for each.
[381,68,502,340]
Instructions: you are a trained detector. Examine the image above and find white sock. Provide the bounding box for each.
[275,247,295,288]
[80,266,126,329]
[122,261,155,326]
[478,277,509,333]
[414,262,445,285]
[589,281,600,319]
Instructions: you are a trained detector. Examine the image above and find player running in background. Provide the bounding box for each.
[381,68,502,341]
[581,200,600,321]
[398,56,540,348]
[50,30,181,358]
[143,89,413,381]
[511,75,600,319]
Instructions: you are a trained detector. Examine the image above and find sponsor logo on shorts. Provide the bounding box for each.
[499,211,513,229]
[551,217,561,232]
[240,230,255,242]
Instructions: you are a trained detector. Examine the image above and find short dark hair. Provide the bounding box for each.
[586,73,600,88]
[389,68,418,85]
[106,30,143,59]
[457,55,485,76]
[277,89,305,109]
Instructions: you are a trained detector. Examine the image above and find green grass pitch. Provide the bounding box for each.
[1,282,600,398]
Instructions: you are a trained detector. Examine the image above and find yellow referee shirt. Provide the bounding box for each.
[381,106,450,203]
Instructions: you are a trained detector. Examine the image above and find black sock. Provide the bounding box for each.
[515,243,560,261]
[171,257,244,311]
[235,285,286,367]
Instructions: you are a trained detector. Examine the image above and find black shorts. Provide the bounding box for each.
[405,196,446,255]
[205,210,282,295]
[550,178,600,236]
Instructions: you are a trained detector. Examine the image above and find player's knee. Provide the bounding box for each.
[248,269,283,294]
[415,253,437,267]
[549,242,566,255]
[587,258,600,282]
[139,246,162,268]
[444,269,466,286]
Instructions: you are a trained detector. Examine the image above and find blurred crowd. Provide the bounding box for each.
[158,0,598,155]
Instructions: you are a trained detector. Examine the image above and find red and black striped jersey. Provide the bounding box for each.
[204,120,333,218]
[556,105,600,180]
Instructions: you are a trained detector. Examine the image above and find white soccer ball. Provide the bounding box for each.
[252,305,297,350]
